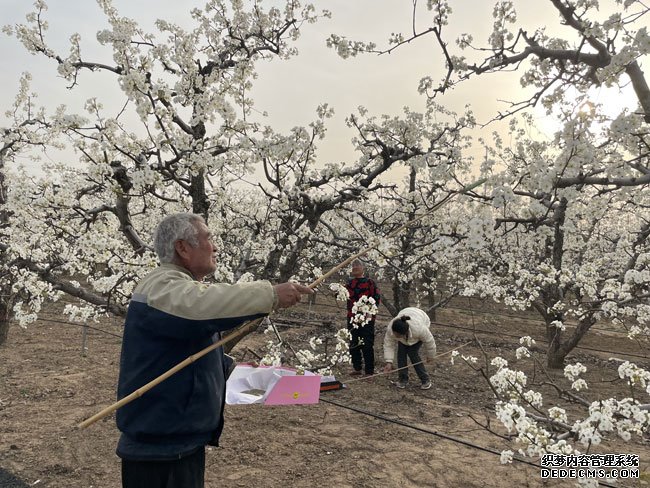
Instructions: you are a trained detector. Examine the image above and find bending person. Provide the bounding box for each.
[383,307,436,390]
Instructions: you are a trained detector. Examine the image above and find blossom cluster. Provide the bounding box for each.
[350,296,378,328]
[260,326,351,376]
[329,283,349,302]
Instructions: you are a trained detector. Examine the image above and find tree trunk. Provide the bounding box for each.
[0,153,11,345]
[546,315,597,369]
[543,199,569,369]
[278,248,302,282]
[545,315,566,369]
[262,247,282,280]
[381,297,397,317]
[0,296,10,345]
[426,302,437,322]
[391,279,411,313]
[423,268,438,322]
[0,322,8,345]
[546,346,567,369]
[391,166,418,313]
[190,171,210,221]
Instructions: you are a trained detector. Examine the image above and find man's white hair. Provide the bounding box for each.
[153,213,204,263]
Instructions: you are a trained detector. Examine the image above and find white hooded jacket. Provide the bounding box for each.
[383,307,436,362]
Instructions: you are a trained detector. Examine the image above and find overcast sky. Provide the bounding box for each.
[0,0,641,175]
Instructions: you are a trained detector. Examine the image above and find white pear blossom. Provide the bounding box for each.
[329,283,350,302]
[350,296,378,328]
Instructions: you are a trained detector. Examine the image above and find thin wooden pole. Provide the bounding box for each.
[78,177,486,429]
[78,318,263,429]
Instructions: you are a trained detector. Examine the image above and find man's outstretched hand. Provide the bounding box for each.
[274,282,313,308]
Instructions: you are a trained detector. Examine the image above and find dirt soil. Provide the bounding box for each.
[1,296,649,488]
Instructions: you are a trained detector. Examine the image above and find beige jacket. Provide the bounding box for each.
[134,263,277,321]
[383,307,436,362]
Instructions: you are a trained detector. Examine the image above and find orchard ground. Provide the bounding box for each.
[1,294,649,488]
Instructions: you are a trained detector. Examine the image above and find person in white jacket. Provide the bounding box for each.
[383,307,436,390]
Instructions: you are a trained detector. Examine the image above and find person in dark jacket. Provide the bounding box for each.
[116,213,312,488]
[345,259,381,376]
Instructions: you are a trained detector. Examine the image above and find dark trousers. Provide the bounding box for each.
[122,447,205,488]
[397,341,430,383]
[348,319,375,374]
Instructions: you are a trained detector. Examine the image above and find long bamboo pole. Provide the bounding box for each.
[77,318,262,428]
[78,177,486,429]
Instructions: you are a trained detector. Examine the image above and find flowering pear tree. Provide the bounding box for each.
[449,0,650,367]
[246,103,475,282]
[0,74,65,344]
[363,172,484,318]
[328,0,650,362]
[452,340,650,487]
[3,0,475,377]
[436,110,648,370]
[221,102,478,358]
[329,0,650,123]
[2,0,330,325]
[187,101,476,288]
[328,0,650,473]
[295,102,481,317]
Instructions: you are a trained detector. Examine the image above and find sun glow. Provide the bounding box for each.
[533,83,641,139]
[588,84,640,119]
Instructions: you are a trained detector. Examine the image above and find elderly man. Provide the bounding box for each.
[116,213,312,488]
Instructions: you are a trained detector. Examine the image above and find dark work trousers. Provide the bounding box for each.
[348,319,375,374]
[397,341,430,383]
[121,446,205,488]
